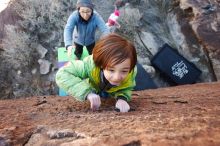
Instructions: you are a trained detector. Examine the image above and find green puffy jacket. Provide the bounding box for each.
[56,55,137,101]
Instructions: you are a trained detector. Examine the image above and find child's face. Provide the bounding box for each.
[103,58,131,86]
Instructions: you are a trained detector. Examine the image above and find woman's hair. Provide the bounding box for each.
[93,33,137,72]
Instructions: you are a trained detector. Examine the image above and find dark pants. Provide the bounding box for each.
[74,42,95,59]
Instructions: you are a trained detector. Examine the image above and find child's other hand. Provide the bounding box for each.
[67,46,73,58]
[115,99,130,113]
[87,93,101,111]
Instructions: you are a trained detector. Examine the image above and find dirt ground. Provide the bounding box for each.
[0,81,220,146]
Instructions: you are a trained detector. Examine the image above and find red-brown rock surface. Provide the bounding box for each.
[0,81,220,146]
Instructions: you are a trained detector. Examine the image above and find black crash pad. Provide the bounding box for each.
[151,44,201,85]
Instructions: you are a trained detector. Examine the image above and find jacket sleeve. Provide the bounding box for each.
[55,57,96,101]
[115,88,133,102]
[64,11,78,47]
[94,12,110,36]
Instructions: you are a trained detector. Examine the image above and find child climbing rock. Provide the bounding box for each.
[56,33,137,113]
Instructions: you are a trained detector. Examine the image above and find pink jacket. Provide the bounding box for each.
[107,10,120,26]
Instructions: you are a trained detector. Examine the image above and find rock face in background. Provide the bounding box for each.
[120,0,218,86]
[179,0,220,80]
[0,0,219,98]
[0,3,21,48]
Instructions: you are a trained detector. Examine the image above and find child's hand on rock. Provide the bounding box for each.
[87,93,101,111]
[115,99,130,113]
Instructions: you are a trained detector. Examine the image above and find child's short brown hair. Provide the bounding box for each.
[93,33,137,72]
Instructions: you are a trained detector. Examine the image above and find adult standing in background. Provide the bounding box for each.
[64,0,110,59]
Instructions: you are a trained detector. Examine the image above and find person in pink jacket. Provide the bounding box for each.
[106,6,121,32]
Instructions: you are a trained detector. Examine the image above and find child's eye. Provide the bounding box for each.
[109,69,114,72]
[122,70,129,74]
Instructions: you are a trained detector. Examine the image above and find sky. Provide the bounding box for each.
[0,0,10,12]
